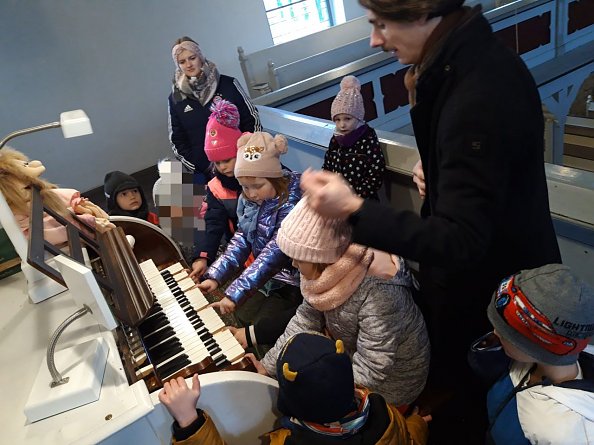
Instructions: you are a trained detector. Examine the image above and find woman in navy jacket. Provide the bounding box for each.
[168,36,261,179]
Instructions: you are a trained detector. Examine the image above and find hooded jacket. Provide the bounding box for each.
[487,358,594,444]
[261,257,430,406]
[104,170,158,224]
[202,172,301,305]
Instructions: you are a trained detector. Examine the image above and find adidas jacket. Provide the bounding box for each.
[168,75,261,174]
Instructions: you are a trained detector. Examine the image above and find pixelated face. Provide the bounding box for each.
[333,114,358,134]
[367,9,432,66]
[214,158,236,177]
[116,188,142,211]
[237,177,276,205]
[177,49,202,77]
[292,259,324,280]
[154,161,206,251]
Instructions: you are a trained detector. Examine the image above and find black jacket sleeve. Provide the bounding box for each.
[168,94,196,172]
[193,188,228,264]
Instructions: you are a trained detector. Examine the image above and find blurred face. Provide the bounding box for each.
[367,9,439,66]
[177,49,202,77]
[238,177,277,205]
[116,188,142,211]
[214,158,236,177]
[493,330,535,363]
[292,259,324,280]
[333,114,358,134]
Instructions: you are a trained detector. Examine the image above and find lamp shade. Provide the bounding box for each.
[60,110,93,138]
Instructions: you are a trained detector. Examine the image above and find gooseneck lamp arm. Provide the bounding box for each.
[0,121,61,149]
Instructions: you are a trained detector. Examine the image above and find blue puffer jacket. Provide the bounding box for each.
[203,172,301,305]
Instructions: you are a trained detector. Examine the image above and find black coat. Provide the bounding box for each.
[168,75,261,174]
[350,9,561,371]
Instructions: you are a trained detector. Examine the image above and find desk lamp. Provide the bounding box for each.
[0,110,93,302]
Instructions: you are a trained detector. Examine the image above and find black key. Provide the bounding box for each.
[150,338,183,363]
[157,354,191,378]
[143,327,175,349]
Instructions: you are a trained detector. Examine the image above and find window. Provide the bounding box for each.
[263,0,333,45]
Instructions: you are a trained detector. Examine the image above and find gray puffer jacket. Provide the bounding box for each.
[261,261,430,405]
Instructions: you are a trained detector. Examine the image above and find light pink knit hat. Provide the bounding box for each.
[234,131,288,178]
[331,75,365,122]
[277,197,352,264]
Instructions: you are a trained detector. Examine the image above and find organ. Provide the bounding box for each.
[0,186,279,444]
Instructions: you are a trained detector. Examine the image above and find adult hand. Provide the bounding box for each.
[158,374,201,428]
[209,296,236,314]
[189,259,208,282]
[412,160,426,199]
[244,353,268,376]
[198,279,219,293]
[227,326,247,348]
[300,169,363,219]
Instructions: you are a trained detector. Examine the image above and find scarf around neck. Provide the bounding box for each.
[300,244,373,311]
[237,195,259,243]
[174,58,220,106]
[404,7,473,107]
[285,387,371,437]
[334,124,369,147]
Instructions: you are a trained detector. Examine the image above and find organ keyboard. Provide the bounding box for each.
[97,220,253,392]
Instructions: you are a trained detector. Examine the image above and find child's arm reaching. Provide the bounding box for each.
[158,374,225,444]
[159,374,201,428]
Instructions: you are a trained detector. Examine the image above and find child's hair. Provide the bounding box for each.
[488,264,594,366]
[0,147,69,218]
[276,332,355,423]
[267,176,290,206]
[277,197,352,264]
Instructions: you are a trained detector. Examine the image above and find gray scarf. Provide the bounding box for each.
[174,59,220,106]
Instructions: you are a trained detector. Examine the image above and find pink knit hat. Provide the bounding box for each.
[331,75,365,122]
[204,99,241,162]
[277,197,352,264]
[234,131,288,178]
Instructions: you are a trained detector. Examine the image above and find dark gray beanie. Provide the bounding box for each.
[488,264,594,366]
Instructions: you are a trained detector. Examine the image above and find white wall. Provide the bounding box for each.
[0,0,273,191]
[342,0,366,21]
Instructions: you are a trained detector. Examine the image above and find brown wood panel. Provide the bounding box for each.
[564,143,594,160]
[495,12,551,54]
[568,0,594,35]
[566,124,594,138]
